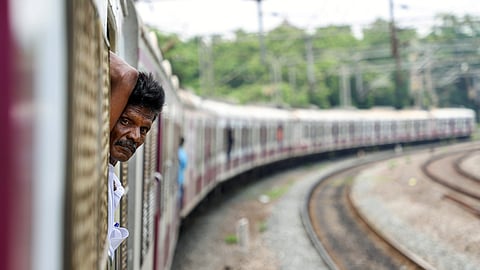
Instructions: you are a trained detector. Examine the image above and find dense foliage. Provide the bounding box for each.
[151,13,480,115]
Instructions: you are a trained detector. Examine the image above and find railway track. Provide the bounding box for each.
[422,149,480,218]
[303,142,480,270]
[304,159,426,270]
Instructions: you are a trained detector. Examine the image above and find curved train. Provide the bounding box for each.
[2,1,476,270]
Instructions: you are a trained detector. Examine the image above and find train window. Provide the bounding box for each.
[216,125,222,156]
[310,123,316,138]
[284,124,290,143]
[205,125,212,159]
[276,125,284,142]
[449,119,455,131]
[342,122,348,139]
[332,123,339,137]
[225,126,234,160]
[317,125,323,139]
[260,125,267,146]
[414,120,420,134]
[349,122,355,136]
[196,121,203,165]
[374,122,380,138]
[303,125,309,139]
[251,125,258,147]
[241,126,248,148]
[405,121,411,134]
[268,124,273,143]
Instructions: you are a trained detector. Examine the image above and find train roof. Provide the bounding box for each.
[363,108,431,120]
[429,107,476,119]
[178,90,292,121]
[292,108,362,121]
[292,107,436,121]
[177,89,202,108]
[178,90,476,122]
[200,99,292,121]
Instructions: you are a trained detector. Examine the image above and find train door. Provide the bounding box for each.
[317,122,325,149]
[204,120,214,186]
[225,124,234,166]
[348,122,355,146]
[276,124,284,152]
[64,1,112,270]
[241,125,249,163]
[260,124,267,159]
[332,122,339,147]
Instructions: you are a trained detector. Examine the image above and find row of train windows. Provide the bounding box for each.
[192,125,285,158]
[192,118,471,161]
[300,119,471,139]
[223,125,284,150]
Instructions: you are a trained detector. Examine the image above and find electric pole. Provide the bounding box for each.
[248,0,266,64]
[389,0,403,109]
[305,34,316,101]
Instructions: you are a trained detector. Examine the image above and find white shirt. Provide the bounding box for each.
[108,164,129,258]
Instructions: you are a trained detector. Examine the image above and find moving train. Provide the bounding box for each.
[2,1,476,270]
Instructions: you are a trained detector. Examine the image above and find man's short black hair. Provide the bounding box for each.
[127,72,165,116]
[179,136,185,146]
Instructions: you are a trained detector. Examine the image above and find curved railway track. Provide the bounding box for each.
[455,150,480,183]
[303,142,480,270]
[422,149,480,218]
[303,157,426,270]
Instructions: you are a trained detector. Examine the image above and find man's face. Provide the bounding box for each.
[110,105,156,163]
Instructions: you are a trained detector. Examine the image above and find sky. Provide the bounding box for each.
[135,0,479,38]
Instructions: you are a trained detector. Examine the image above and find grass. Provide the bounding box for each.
[258,221,268,233]
[224,234,238,244]
[388,160,396,170]
[474,124,480,140]
[265,182,293,200]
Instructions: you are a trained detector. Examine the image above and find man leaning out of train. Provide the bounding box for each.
[108,51,165,258]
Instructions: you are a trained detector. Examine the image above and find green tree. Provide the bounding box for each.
[152,29,201,90]
[147,13,480,113]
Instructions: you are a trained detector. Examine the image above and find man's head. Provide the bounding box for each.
[110,72,165,164]
[179,136,185,147]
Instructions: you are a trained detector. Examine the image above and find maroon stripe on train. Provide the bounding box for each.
[1,2,17,270]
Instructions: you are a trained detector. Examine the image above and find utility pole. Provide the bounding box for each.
[305,34,316,101]
[389,0,403,109]
[198,37,214,96]
[424,48,437,107]
[271,58,281,104]
[288,65,297,92]
[340,65,351,107]
[249,0,266,64]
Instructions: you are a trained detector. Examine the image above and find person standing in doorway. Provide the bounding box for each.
[177,136,187,209]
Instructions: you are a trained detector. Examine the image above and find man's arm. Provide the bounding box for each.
[109,51,139,131]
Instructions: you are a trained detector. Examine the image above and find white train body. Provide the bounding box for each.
[2,1,476,270]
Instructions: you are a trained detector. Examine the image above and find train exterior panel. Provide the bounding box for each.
[4,1,477,270]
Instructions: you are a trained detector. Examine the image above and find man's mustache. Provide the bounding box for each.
[115,139,136,153]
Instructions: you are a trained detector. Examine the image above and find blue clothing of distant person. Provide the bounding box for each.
[177,137,187,207]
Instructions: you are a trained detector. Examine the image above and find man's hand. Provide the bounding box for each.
[109,52,139,131]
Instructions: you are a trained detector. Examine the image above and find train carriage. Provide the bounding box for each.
[430,108,476,139]
[175,90,211,217]
[3,1,478,270]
